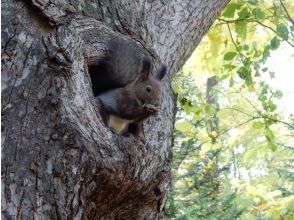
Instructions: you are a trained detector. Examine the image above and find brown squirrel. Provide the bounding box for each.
[92,39,167,135]
[97,57,166,135]
[90,39,154,96]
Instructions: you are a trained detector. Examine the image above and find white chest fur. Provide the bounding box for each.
[108,115,133,134]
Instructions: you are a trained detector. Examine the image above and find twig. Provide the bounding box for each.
[225,106,294,130]
[279,0,294,26]
[255,20,294,48]
[226,22,244,58]
[219,17,294,48]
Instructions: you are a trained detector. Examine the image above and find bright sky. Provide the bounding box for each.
[263,42,294,117]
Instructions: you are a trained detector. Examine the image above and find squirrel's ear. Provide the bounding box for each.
[139,57,151,81]
[155,65,167,80]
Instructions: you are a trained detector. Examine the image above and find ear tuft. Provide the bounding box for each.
[140,56,151,81]
[155,64,167,80]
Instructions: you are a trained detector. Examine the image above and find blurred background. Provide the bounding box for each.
[165,0,294,219]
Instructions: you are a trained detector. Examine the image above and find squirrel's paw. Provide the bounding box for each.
[143,103,159,113]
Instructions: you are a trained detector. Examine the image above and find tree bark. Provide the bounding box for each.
[1,0,228,219]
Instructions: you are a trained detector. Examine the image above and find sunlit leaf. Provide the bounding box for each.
[244,148,258,166]
[237,66,249,80]
[175,120,195,133]
[193,107,202,121]
[252,121,264,129]
[222,3,241,18]
[235,20,247,39]
[224,52,237,61]
[238,7,250,19]
[268,100,277,112]
[268,141,277,151]
[223,64,237,70]
[252,8,265,19]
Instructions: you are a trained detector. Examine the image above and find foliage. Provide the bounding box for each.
[166,0,294,219]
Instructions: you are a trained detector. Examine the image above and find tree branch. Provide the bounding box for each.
[224,106,294,130]
[279,0,294,26]
[219,17,294,48]
[254,20,294,48]
[226,22,244,59]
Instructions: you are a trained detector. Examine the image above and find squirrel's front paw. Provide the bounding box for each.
[143,103,159,113]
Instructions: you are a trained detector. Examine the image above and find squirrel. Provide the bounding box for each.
[91,39,167,135]
[89,39,152,96]
[97,57,166,135]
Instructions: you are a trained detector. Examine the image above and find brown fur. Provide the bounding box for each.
[97,56,166,136]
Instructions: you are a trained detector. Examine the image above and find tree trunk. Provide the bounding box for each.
[1,0,228,219]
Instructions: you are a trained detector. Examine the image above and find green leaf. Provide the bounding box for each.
[184,103,192,113]
[238,66,252,85]
[262,45,271,62]
[276,24,289,40]
[252,41,258,50]
[243,45,249,50]
[252,8,265,20]
[265,128,274,141]
[252,121,264,129]
[222,3,241,18]
[260,84,269,96]
[269,71,275,79]
[235,20,247,39]
[291,25,294,37]
[238,7,250,19]
[244,148,258,166]
[223,52,237,61]
[270,37,280,50]
[204,104,215,118]
[274,90,283,98]
[237,67,249,79]
[244,57,251,66]
[248,0,258,5]
[193,107,202,121]
[268,141,277,151]
[175,120,194,133]
[223,64,237,70]
[268,100,277,112]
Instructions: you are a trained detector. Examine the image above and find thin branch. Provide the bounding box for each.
[225,106,294,130]
[218,17,255,23]
[255,20,294,48]
[226,22,246,61]
[279,0,294,26]
[219,117,256,136]
[219,17,294,48]
[232,87,261,113]
[262,116,294,130]
[224,106,257,118]
[218,16,275,24]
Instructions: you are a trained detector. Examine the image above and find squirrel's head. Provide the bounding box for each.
[130,57,167,107]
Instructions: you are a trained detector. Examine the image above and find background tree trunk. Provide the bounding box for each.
[1,0,228,219]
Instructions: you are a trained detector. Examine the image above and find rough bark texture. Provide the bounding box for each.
[1,0,228,219]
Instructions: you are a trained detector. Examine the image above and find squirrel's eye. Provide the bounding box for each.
[146,86,152,92]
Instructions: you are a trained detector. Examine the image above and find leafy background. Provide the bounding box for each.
[165,0,294,219]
